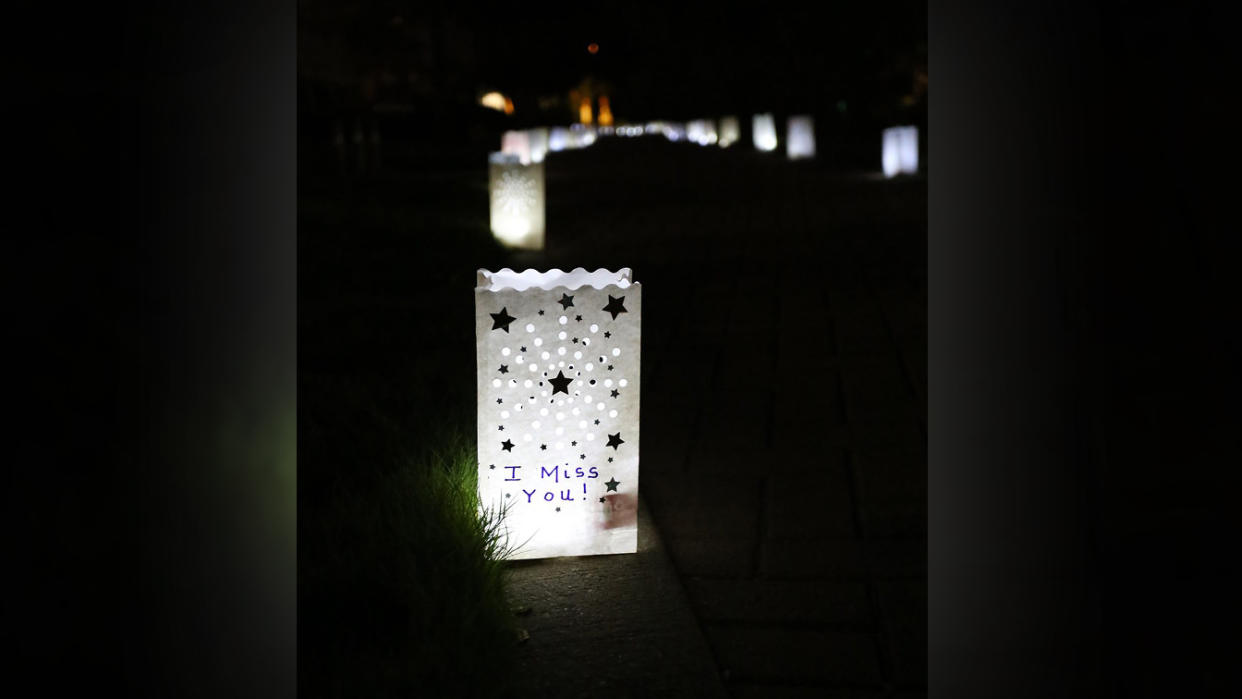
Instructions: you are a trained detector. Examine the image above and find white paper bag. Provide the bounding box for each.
[476,268,642,559]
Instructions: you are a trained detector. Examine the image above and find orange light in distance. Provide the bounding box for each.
[587,43,599,54]
[579,96,593,125]
[597,96,613,127]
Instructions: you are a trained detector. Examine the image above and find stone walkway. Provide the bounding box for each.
[516,137,927,698]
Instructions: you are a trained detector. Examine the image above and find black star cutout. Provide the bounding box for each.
[496,398,503,404]
[580,454,586,460]
[605,477,620,492]
[538,309,545,315]
[505,493,511,498]
[540,444,547,450]
[572,337,579,344]
[594,419,600,425]
[611,389,619,398]
[498,425,504,431]
[520,346,527,352]
[575,315,583,322]
[490,307,517,332]
[571,440,577,446]
[501,439,515,452]
[608,457,613,462]
[606,433,624,450]
[607,365,614,371]
[549,370,572,395]
[602,296,627,319]
[555,507,561,512]
[489,464,495,470]
[558,293,574,309]
[599,497,606,503]
[604,331,611,338]
[499,364,509,374]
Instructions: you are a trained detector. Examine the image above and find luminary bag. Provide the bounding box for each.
[475,268,641,559]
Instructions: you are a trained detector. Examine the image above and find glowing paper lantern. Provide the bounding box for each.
[501,130,532,164]
[528,127,549,163]
[476,267,642,559]
[882,125,919,177]
[687,119,717,146]
[718,116,740,147]
[786,115,815,160]
[488,153,545,250]
[752,113,778,151]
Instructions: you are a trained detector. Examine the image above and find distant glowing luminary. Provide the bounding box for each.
[786,115,815,160]
[687,119,718,146]
[501,130,532,164]
[489,153,545,250]
[753,113,778,151]
[882,125,919,177]
[718,116,740,147]
[548,127,570,152]
[476,267,642,559]
[598,96,614,127]
[528,127,549,163]
[480,91,509,112]
[579,97,594,125]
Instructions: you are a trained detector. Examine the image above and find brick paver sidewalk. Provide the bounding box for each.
[532,138,927,698]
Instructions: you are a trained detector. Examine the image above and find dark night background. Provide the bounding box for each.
[3,0,1240,697]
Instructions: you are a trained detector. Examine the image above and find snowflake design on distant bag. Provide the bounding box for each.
[495,170,537,216]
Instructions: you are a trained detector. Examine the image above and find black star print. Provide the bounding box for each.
[604,331,611,338]
[490,307,517,332]
[505,493,511,498]
[575,315,582,322]
[607,365,614,371]
[538,309,545,315]
[549,370,572,395]
[608,457,613,462]
[599,497,606,503]
[489,464,495,470]
[610,389,619,398]
[580,454,586,460]
[520,346,527,352]
[499,364,509,374]
[498,425,504,431]
[594,419,600,425]
[571,441,577,446]
[496,398,503,404]
[555,507,561,512]
[602,296,627,319]
[606,433,624,450]
[540,444,547,450]
[501,439,515,452]
[558,293,574,309]
[605,477,620,492]
[572,337,579,344]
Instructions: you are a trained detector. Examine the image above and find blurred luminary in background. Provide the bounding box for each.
[882,125,919,177]
[687,119,718,146]
[753,113,778,151]
[528,127,549,163]
[718,116,740,147]
[579,97,594,125]
[488,153,545,250]
[786,115,815,160]
[548,126,570,152]
[567,124,596,149]
[597,96,614,127]
[476,267,642,559]
[662,122,686,141]
[501,130,532,164]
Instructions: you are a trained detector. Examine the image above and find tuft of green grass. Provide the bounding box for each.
[299,402,520,699]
